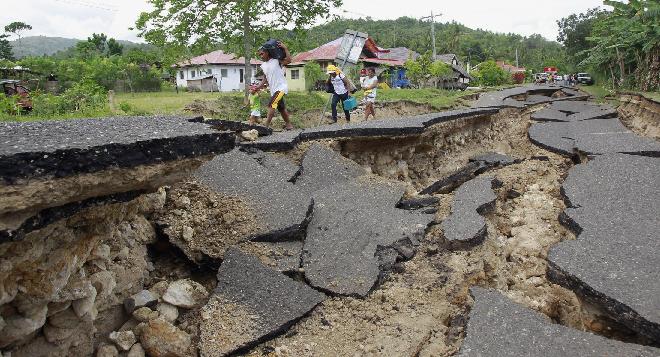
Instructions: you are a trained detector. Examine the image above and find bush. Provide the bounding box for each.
[60,81,108,112]
[303,62,324,92]
[28,81,107,116]
[473,60,511,86]
[30,91,64,116]
[118,101,132,112]
[512,72,525,84]
[0,93,20,116]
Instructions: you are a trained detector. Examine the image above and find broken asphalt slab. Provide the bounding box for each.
[194,149,312,241]
[0,115,234,183]
[190,117,273,136]
[531,108,569,122]
[528,117,660,157]
[441,176,495,247]
[294,143,366,192]
[419,152,514,195]
[302,180,433,297]
[472,85,575,108]
[240,109,499,153]
[548,154,660,343]
[458,288,660,356]
[199,248,325,356]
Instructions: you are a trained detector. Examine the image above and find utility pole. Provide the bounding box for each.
[515,48,519,68]
[420,11,442,59]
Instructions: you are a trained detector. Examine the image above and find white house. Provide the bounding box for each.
[174,50,261,92]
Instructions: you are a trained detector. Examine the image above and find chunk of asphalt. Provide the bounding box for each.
[302,180,433,297]
[566,108,618,121]
[419,161,484,195]
[472,85,568,108]
[202,248,325,355]
[298,118,427,141]
[194,149,312,241]
[294,143,366,192]
[0,115,235,183]
[250,151,300,182]
[457,287,660,357]
[441,176,495,247]
[574,131,660,157]
[549,100,612,114]
[240,129,302,151]
[419,153,513,196]
[528,122,576,157]
[397,196,440,210]
[548,154,660,343]
[530,108,569,122]
[469,152,517,167]
[192,118,273,136]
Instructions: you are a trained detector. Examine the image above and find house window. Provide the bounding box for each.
[291,69,300,80]
[179,71,184,79]
[240,69,244,83]
[221,69,228,78]
[191,70,195,78]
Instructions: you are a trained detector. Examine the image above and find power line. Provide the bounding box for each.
[53,0,118,12]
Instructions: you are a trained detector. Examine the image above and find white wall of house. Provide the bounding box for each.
[175,64,259,92]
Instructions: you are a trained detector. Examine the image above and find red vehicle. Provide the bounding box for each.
[1,79,32,111]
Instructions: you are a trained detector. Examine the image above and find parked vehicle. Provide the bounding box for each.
[534,73,548,83]
[1,79,32,111]
[577,73,594,85]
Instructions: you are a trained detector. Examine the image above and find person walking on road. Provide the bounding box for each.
[362,67,378,120]
[256,41,294,130]
[326,64,351,123]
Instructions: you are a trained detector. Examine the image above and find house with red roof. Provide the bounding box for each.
[174,50,261,92]
[286,37,390,91]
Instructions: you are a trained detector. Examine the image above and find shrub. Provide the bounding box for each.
[60,81,108,112]
[118,101,132,112]
[30,91,64,116]
[0,93,20,116]
[512,72,525,84]
[473,60,511,86]
[303,62,324,92]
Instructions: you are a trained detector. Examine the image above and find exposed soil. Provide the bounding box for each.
[617,93,660,140]
[155,181,262,264]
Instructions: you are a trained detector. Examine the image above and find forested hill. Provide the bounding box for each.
[10,36,149,58]
[284,17,568,72]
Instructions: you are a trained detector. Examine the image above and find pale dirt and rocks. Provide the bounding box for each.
[155,181,262,263]
[617,93,660,140]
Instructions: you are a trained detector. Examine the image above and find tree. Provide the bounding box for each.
[429,60,452,88]
[0,33,13,60]
[557,8,604,65]
[135,0,342,95]
[107,38,124,56]
[580,0,660,90]
[4,21,31,58]
[303,61,323,92]
[88,33,108,53]
[472,60,510,86]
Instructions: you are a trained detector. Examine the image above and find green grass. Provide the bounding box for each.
[373,88,474,110]
[578,84,614,102]
[1,87,473,125]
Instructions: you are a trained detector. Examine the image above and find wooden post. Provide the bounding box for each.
[108,90,116,111]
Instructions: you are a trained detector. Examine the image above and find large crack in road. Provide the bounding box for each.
[1,86,658,357]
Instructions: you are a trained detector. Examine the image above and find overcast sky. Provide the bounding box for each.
[1,0,605,43]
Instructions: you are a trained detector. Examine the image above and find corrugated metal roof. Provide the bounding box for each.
[291,38,343,62]
[176,50,262,67]
[377,47,420,62]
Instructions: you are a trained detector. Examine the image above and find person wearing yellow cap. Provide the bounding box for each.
[325,64,351,123]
